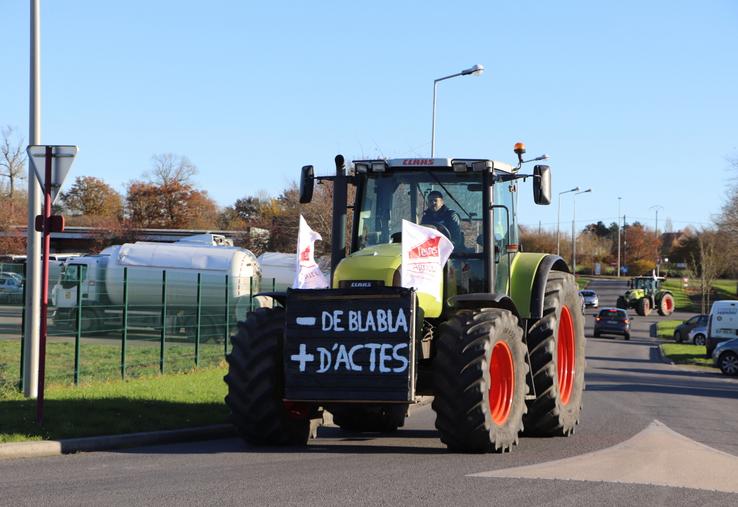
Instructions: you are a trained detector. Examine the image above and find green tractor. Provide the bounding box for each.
[616,276,675,316]
[224,146,586,453]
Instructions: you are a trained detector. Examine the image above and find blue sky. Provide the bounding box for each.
[2,1,736,233]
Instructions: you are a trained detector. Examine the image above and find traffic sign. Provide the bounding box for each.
[27,145,78,204]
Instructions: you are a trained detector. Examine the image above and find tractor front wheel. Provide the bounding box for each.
[636,297,651,316]
[224,307,312,446]
[523,271,586,437]
[432,308,528,453]
[658,293,675,316]
[616,296,627,309]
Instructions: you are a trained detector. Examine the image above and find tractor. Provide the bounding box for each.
[224,144,586,453]
[616,276,674,316]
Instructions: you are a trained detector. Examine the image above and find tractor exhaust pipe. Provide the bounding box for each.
[331,154,348,276]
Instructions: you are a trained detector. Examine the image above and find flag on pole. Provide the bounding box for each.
[293,215,329,289]
[401,220,454,301]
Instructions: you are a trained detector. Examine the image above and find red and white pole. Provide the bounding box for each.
[36,145,52,424]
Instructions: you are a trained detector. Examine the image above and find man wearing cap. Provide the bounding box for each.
[421,190,463,245]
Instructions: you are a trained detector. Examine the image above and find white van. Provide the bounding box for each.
[706,300,738,355]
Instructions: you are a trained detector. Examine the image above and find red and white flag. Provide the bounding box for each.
[401,220,454,301]
[293,215,329,289]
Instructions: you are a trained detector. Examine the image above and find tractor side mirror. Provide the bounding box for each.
[533,165,551,205]
[299,165,314,203]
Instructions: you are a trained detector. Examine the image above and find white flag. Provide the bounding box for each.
[401,220,454,301]
[293,215,330,289]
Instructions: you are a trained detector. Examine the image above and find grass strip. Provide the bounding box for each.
[0,365,229,443]
[660,343,714,367]
[0,339,226,391]
[656,319,683,338]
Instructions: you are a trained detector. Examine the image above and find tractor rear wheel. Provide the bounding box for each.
[636,297,651,316]
[330,404,407,433]
[658,293,675,316]
[432,308,528,453]
[224,307,311,446]
[523,271,586,437]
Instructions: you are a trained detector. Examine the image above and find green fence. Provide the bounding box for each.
[0,264,288,393]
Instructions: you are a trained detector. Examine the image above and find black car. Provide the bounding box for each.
[594,308,631,340]
[673,314,708,343]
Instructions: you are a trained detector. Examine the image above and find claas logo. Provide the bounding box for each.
[408,236,440,259]
[300,246,311,262]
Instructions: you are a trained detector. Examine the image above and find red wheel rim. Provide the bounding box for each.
[665,297,673,312]
[489,341,515,425]
[557,305,575,406]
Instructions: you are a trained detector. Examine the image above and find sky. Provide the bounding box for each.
[1,0,737,234]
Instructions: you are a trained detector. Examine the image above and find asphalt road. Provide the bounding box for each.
[2,279,737,505]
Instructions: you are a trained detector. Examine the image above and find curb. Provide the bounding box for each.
[1,397,435,460]
[0,424,236,461]
[656,344,675,365]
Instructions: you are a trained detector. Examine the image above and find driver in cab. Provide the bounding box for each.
[421,190,463,245]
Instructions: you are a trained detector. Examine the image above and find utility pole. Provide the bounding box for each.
[617,197,621,278]
[23,0,42,398]
[572,189,591,274]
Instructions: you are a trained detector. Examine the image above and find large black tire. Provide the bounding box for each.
[523,271,586,437]
[224,307,311,446]
[658,293,675,316]
[636,297,651,317]
[616,296,627,309]
[432,308,528,453]
[330,404,407,433]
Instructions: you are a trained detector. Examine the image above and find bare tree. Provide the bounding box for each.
[148,153,197,186]
[686,228,731,313]
[0,126,25,200]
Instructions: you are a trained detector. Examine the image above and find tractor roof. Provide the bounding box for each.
[352,158,515,174]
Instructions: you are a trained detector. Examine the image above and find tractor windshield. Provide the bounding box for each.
[356,171,516,250]
[633,278,659,291]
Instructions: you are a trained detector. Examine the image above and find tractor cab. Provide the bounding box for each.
[630,276,665,293]
[343,158,522,314]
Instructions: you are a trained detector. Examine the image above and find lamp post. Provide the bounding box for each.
[650,205,664,276]
[572,189,592,274]
[557,186,579,256]
[431,64,484,157]
[617,197,622,277]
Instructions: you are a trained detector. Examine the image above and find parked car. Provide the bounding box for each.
[687,325,707,346]
[594,308,631,340]
[712,338,738,376]
[0,274,24,304]
[673,314,708,343]
[579,289,599,308]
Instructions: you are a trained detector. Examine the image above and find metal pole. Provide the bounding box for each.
[224,274,230,357]
[195,273,201,368]
[36,145,51,424]
[24,0,42,399]
[431,80,438,157]
[557,196,562,256]
[160,270,167,374]
[19,263,27,389]
[73,261,82,385]
[572,195,576,274]
[121,267,128,379]
[617,197,621,278]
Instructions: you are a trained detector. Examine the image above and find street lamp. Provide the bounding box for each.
[431,64,484,157]
[617,197,622,277]
[557,186,580,256]
[650,204,664,276]
[572,188,592,274]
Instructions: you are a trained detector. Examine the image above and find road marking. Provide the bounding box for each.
[469,420,738,494]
